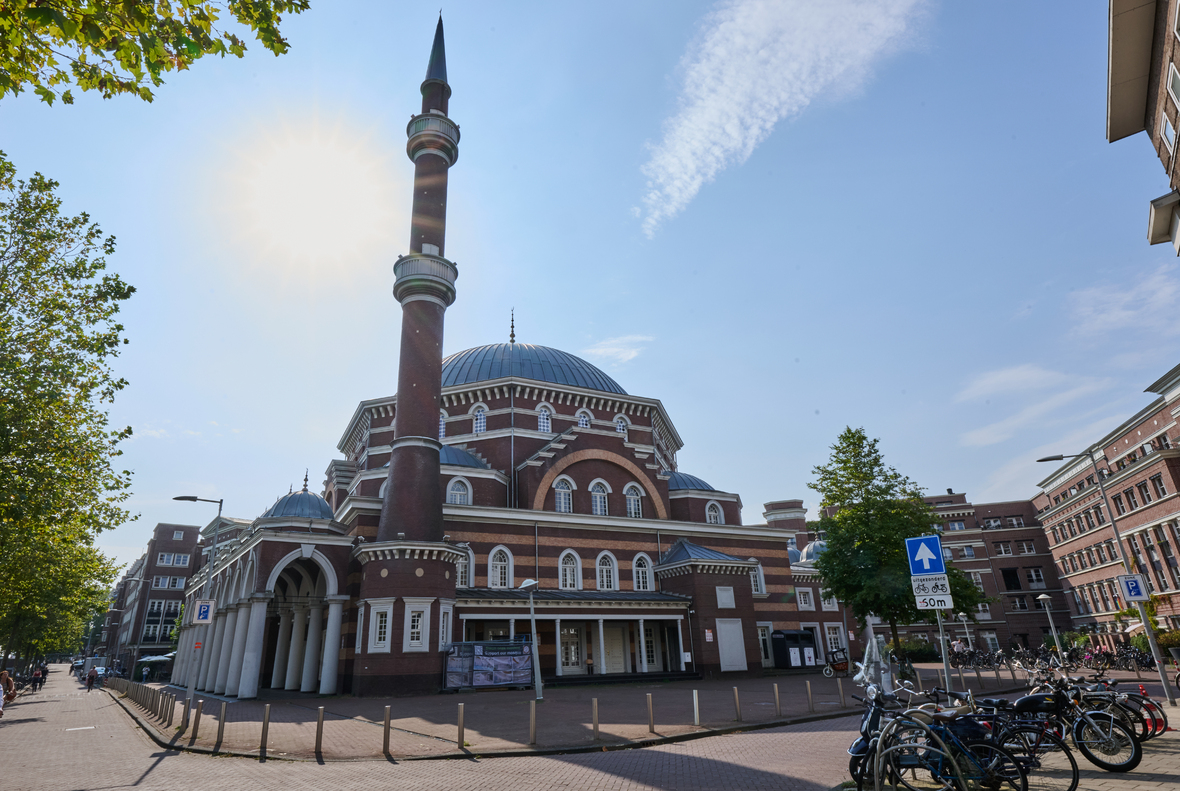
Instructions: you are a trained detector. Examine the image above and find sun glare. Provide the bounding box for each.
[222,114,405,278]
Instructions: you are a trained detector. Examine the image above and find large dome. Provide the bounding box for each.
[261,486,334,520]
[441,343,626,395]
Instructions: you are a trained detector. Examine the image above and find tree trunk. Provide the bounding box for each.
[889,620,902,657]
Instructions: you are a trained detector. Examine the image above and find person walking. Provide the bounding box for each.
[31,667,41,693]
[86,666,97,693]
[0,670,15,718]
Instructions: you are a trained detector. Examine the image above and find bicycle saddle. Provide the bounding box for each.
[978,698,1011,709]
[931,709,962,723]
[946,690,970,702]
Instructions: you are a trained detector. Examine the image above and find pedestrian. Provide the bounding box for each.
[141,665,149,683]
[31,667,41,693]
[86,666,97,693]
[0,670,15,718]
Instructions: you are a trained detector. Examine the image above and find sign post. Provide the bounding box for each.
[905,536,954,692]
[187,599,215,709]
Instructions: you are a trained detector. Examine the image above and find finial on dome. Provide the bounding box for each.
[510,308,515,344]
[288,484,293,494]
[302,469,309,493]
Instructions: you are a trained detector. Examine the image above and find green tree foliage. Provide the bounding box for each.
[809,427,988,653]
[0,151,127,662]
[0,1,309,105]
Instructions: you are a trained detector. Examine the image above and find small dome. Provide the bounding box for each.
[664,471,716,491]
[788,547,801,564]
[796,540,827,566]
[262,479,334,520]
[440,445,488,468]
[441,343,626,395]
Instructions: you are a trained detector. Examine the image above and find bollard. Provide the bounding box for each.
[383,705,391,755]
[773,683,781,717]
[915,668,924,692]
[693,689,700,727]
[733,686,742,722]
[457,702,465,748]
[994,666,1002,686]
[1008,662,1018,685]
[153,689,160,717]
[315,706,324,754]
[974,666,985,689]
[838,677,846,708]
[167,695,175,728]
[957,665,967,693]
[647,693,654,734]
[217,701,227,748]
[530,699,537,745]
[1133,659,1142,679]
[181,698,190,731]
[192,699,204,739]
[806,680,814,713]
[592,698,599,741]
[260,703,271,758]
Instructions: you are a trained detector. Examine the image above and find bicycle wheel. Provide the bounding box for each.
[823,664,834,678]
[960,742,1028,791]
[1071,713,1142,773]
[1092,700,1149,742]
[1124,695,1167,740]
[998,726,1079,791]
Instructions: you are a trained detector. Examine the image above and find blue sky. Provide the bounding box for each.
[4,1,1178,570]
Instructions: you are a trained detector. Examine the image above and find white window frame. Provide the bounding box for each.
[632,553,653,591]
[1171,63,1180,113]
[624,484,643,518]
[797,587,815,610]
[596,551,618,591]
[961,546,975,559]
[748,561,766,596]
[575,409,593,428]
[455,546,474,588]
[537,405,552,433]
[553,476,575,514]
[158,553,173,566]
[356,602,366,652]
[446,477,471,505]
[488,546,514,589]
[558,550,582,590]
[947,521,965,531]
[589,478,611,516]
[439,599,454,650]
[705,500,724,525]
[367,599,395,653]
[402,597,434,653]
[821,594,839,612]
[439,410,447,441]
[172,530,185,540]
[469,403,488,434]
[169,577,184,589]
[174,554,190,567]
[614,415,629,434]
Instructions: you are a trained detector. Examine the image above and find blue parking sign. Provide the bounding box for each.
[193,599,215,624]
[1117,574,1150,603]
[905,535,945,576]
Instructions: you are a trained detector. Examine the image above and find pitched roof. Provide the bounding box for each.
[658,538,746,565]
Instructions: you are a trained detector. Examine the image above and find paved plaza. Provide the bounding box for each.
[1,663,1176,791]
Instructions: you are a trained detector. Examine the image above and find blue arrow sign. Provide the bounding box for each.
[906,535,945,576]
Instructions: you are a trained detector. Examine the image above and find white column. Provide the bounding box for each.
[284,608,307,691]
[597,619,606,675]
[174,629,191,685]
[236,598,271,699]
[213,608,237,694]
[200,615,225,691]
[555,618,563,677]
[676,617,686,671]
[509,619,515,640]
[270,610,293,689]
[639,618,647,673]
[319,597,346,695]
[623,625,632,673]
[224,603,251,696]
[301,604,324,693]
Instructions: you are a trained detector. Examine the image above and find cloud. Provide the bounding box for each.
[1070,265,1180,337]
[136,426,170,439]
[956,365,1111,447]
[581,335,655,364]
[954,364,1072,403]
[639,0,924,237]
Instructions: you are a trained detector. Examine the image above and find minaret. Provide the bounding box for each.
[377,16,460,543]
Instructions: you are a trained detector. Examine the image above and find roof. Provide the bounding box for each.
[261,485,335,520]
[425,16,447,83]
[658,538,746,565]
[440,445,488,469]
[457,589,686,603]
[1106,0,1157,142]
[664,471,716,491]
[441,343,626,395]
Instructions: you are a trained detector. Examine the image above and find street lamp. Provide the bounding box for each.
[173,495,224,711]
[518,578,543,701]
[1037,452,1176,705]
[956,612,973,649]
[1036,594,1062,664]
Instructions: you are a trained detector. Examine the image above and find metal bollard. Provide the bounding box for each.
[217,701,227,747]
[916,668,924,692]
[773,683,781,717]
[693,689,700,727]
[315,706,324,754]
[806,680,814,713]
[167,695,175,728]
[181,698,190,731]
[260,703,271,758]
[733,686,742,722]
[1008,662,1018,685]
[529,699,537,745]
[383,705,391,755]
[647,693,654,734]
[974,666,985,689]
[838,678,846,708]
[592,698,599,741]
[957,665,968,693]
[192,699,204,739]
[1133,659,1142,679]
[457,702,465,748]
[994,666,1002,686]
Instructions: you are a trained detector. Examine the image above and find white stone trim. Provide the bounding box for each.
[632,552,654,591]
[402,597,434,653]
[439,598,455,649]
[595,550,619,591]
[445,475,473,505]
[558,549,584,590]
[488,545,514,589]
[367,598,395,653]
[587,477,614,494]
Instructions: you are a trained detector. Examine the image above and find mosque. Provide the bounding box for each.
[173,19,841,698]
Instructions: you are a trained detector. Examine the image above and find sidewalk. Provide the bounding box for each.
[111,661,1045,760]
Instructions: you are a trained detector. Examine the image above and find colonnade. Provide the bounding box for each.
[173,595,346,698]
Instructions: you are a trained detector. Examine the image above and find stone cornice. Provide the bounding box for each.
[353,540,466,566]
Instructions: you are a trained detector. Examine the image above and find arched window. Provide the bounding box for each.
[749,562,765,595]
[455,550,471,587]
[439,414,446,441]
[706,502,723,525]
[616,418,627,433]
[554,479,573,513]
[490,549,510,589]
[560,553,578,590]
[473,407,486,434]
[577,412,590,428]
[597,554,616,590]
[538,407,551,433]
[591,482,608,516]
[447,479,470,505]
[633,555,651,591]
[625,485,642,519]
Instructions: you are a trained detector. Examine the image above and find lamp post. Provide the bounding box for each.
[519,578,543,701]
[173,495,223,707]
[1037,452,1176,705]
[1036,594,1062,663]
[956,612,973,649]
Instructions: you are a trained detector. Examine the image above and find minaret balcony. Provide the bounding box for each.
[406,112,460,165]
[393,253,458,307]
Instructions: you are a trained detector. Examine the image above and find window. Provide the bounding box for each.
[153,576,168,588]
[993,542,1013,556]
[456,550,470,587]
[625,485,642,519]
[960,546,975,559]
[1137,482,1152,505]
[1167,114,1179,153]
[1124,489,1139,509]
[577,412,590,428]
[440,610,451,649]
[1085,548,1096,566]
[1007,517,1024,528]
[560,553,578,590]
[169,577,184,589]
[942,547,954,561]
[590,482,608,516]
[172,530,184,540]
[1152,474,1168,499]
[439,413,446,441]
[158,553,174,566]
[1083,511,1095,529]
[634,555,651,591]
[447,479,470,505]
[1026,567,1046,589]
[976,603,990,618]
[1096,544,1107,563]
[1011,596,1029,611]
[1001,568,1022,591]
[174,554,190,567]
[402,598,433,652]
[147,600,163,615]
[1017,540,1036,555]
[143,624,160,641]
[947,520,965,531]
[983,518,1002,530]
[706,502,723,525]
[821,595,838,611]
[1094,505,1105,524]
[472,408,486,434]
[616,418,627,434]
[797,588,814,610]
[1051,527,1060,543]
[1068,556,1078,572]
[375,610,389,646]
[409,611,423,647]
[538,407,551,433]
[970,572,985,592]
[826,624,845,654]
[749,563,765,595]
[490,549,510,588]
[597,555,616,590]
[554,479,573,513]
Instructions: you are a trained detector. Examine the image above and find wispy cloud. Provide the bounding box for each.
[1070,265,1180,337]
[975,417,1125,502]
[955,365,1111,447]
[954,364,1072,403]
[581,335,655,364]
[639,0,924,237]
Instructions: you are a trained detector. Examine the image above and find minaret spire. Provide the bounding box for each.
[510,308,515,344]
[425,15,447,84]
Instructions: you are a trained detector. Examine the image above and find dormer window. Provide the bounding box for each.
[706,502,723,525]
[447,479,469,505]
[473,407,486,434]
[538,407,551,433]
[555,479,573,513]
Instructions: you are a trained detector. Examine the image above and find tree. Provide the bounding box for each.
[809,427,988,655]
[0,1,309,105]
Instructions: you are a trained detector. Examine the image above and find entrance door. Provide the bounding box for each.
[757,625,773,668]
[560,626,585,675]
[604,626,626,674]
[643,625,663,672]
[715,618,747,672]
